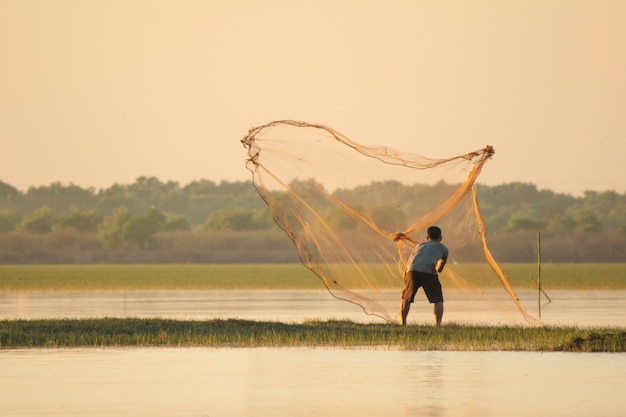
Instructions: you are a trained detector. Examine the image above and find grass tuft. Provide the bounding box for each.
[1,318,623,352]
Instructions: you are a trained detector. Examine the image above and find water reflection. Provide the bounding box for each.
[1,289,625,327]
[1,348,624,417]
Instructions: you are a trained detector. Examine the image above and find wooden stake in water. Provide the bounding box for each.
[537,232,541,320]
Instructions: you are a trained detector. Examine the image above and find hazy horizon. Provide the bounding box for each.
[0,173,619,199]
[2,1,625,197]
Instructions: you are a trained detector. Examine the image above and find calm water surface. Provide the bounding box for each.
[1,289,625,327]
[1,348,625,417]
[2,290,625,416]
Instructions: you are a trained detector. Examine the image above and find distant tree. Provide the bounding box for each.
[204,209,255,231]
[161,214,191,232]
[124,207,166,248]
[19,205,55,233]
[182,179,218,196]
[56,207,102,232]
[368,205,407,232]
[546,214,577,232]
[251,208,274,230]
[99,206,133,249]
[576,213,602,232]
[94,177,169,212]
[482,208,517,232]
[5,178,626,237]
[98,206,167,249]
[24,182,96,213]
[576,190,626,230]
[0,181,21,201]
[95,187,136,214]
[505,213,546,232]
[204,208,274,231]
[322,206,358,230]
[478,182,579,233]
[0,210,20,232]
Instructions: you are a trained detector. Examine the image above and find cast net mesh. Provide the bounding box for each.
[241,120,537,324]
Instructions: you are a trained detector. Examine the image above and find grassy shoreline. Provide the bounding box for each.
[1,318,624,352]
[2,264,624,352]
[1,263,625,291]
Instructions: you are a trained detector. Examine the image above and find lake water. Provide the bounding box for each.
[1,289,625,327]
[1,289,625,416]
[1,347,625,417]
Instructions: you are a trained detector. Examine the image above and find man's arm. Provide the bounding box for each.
[437,250,448,273]
[437,259,446,273]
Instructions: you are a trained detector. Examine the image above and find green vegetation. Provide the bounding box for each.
[0,318,623,351]
[0,263,624,291]
[1,178,626,263]
[99,206,167,250]
[0,264,319,291]
[444,263,626,290]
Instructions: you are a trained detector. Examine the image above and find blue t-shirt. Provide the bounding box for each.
[406,240,449,275]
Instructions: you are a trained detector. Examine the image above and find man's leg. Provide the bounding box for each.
[400,299,411,325]
[434,301,444,326]
[400,271,416,325]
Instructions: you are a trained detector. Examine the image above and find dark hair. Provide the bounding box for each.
[427,226,442,240]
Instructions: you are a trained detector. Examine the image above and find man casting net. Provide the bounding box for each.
[241,120,537,324]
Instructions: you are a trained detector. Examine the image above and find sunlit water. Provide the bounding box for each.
[2,290,625,416]
[1,348,625,417]
[1,289,625,327]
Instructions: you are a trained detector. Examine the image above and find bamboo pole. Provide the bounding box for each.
[537,232,541,320]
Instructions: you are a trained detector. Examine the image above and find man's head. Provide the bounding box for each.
[427,226,442,241]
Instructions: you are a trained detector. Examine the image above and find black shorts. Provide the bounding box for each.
[402,270,443,304]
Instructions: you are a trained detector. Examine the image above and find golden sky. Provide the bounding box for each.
[1,0,625,196]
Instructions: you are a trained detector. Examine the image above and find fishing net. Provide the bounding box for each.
[241,120,537,324]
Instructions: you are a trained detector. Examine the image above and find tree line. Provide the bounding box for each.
[0,176,625,263]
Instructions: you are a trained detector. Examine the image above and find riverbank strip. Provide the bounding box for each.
[1,319,623,352]
[2,264,625,291]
